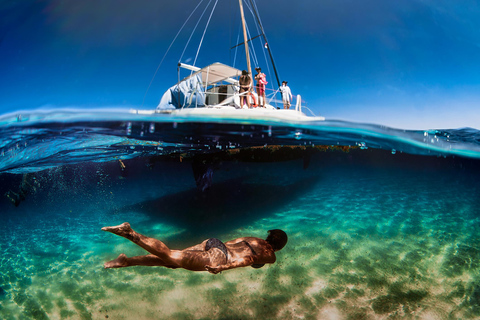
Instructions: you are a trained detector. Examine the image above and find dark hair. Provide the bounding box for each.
[242,70,248,75]
[266,229,288,251]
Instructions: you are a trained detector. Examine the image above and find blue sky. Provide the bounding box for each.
[1,0,479,129]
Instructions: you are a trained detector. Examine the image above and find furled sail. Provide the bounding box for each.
[156,73,205,110]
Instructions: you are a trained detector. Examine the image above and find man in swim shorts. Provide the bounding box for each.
[102,222,287,274]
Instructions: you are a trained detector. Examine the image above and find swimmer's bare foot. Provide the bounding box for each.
[104,253,128,268]
[102,222,133,237]
[102,222,139,242]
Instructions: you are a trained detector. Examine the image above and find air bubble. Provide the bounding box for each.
[357,142,368,150]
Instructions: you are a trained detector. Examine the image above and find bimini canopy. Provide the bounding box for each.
[180,62,242,86]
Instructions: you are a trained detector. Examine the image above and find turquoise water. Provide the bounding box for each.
[0,109,480,319]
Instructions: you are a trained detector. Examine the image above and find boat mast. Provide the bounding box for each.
[238,0,252,76]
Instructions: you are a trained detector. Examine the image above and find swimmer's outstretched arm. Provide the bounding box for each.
[205,256,254,274]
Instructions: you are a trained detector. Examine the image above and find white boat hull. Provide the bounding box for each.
[170,106,324,122]
[132,105,324,122]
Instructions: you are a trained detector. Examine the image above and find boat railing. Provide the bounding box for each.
[201,85,311,113]
[266,90,307,112]
[301,105,318,117]
[295,95,302,113]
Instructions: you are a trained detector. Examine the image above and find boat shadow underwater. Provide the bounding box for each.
[112,175,321,241]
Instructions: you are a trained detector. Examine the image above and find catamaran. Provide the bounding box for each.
[135,0,325,122]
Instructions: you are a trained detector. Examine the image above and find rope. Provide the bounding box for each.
[244,0,274,91]
[242,0,274,102]
[267,88,280,103]
[192,0,219,68]
[232,30,240,68]
[251,0,264,32]
[141,0,206,107]
[248,0,281,88]
[180,0,212,63]
[245,23,259,67]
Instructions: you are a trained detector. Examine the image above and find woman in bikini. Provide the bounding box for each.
[239,70,252,108]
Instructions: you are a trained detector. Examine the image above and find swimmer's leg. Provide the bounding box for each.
[102,222,177,267]
[104,253,128,268]
[104,253,176,269]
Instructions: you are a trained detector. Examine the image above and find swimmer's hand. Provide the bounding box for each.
[205,265,222,274]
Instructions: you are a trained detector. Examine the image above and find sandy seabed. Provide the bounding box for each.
[1,155,479,319]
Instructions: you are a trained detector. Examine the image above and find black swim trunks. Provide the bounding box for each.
[205,238,228,263]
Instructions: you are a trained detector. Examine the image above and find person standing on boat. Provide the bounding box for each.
[254,67,267,108]
[279,81,292,109]
[239,70,252,108]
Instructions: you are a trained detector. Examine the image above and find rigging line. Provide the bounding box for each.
[245,22,259,67]
[141,0,205,107]
[249,0,281,88]
[245,1,273,89]
[244,2,275,97]
[257,28,274,91]
[250,0,264,29]
[246,1,271,69]
[233,30,240,69]
[243,0,271,83]
[229,2,239,68]
[180,0,212,63]
[228,0,236,66]
[192,0,219,68]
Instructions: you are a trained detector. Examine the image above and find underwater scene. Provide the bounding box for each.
[0,110,480,319]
